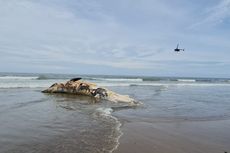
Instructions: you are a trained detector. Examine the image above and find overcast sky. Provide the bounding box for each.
[0,0,229,77]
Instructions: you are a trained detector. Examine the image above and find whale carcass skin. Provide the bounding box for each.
[42,79,138,105]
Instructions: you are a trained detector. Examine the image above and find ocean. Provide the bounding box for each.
[0,72,230,153]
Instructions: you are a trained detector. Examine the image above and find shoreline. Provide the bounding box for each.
[114,119,230,153]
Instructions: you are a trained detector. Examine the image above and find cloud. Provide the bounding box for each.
[0,0,230,77]
[189,0,230,29]
[0,0,168,70]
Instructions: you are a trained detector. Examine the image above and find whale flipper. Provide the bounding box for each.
[70,78,82,82]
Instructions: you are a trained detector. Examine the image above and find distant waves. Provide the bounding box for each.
[0,76,38,80]
[0,74,230,88]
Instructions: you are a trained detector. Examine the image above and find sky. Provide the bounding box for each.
[0,0,229,77]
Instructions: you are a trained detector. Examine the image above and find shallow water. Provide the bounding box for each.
[0,88,122,153]
[111,85,230,122]
[0,73,230,152]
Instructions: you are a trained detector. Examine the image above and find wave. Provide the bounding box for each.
[96,107,114,116]
[131,82,230,87]
[97,82,230,87]
[0,84,51,88]
[37,75,51,80]
[177,79,196,82]
[0,74,229,88]
[0,76,38,80]
[94,107,123,153]
[1,81,230,89]
[37,75,71,80]
[92,78,143,82]
[142,78,162,81]
[2,75,228,84]
[36,76,143,82]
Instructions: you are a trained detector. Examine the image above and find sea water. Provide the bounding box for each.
[0,72,230,153]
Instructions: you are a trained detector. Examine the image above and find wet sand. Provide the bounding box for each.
[114,119,230,153]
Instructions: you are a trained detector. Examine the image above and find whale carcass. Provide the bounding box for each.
[42,78,138,105]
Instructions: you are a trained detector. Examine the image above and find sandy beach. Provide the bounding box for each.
[115,119,230,153]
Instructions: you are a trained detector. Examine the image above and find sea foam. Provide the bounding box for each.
[94,107,123,153]
[0,76,38,80]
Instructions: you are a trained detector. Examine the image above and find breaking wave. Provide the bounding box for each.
[0,76,38,80]
[0,83,52,88]
[0,74,230,89]
[177,79,196,82]
[102,78,142,82]
[1,81,230,89]
[86,78,143,82]
[94,107,123,153]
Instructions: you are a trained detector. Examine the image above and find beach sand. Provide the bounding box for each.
[114,119,230,153]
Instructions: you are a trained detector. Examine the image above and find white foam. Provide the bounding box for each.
[167,83,230,87]
[97,82,230,87]
[94,107,123,153]
[177,79,196,82]
[110,121,123,153]
[0,76,38,80]
[95,78,143,82]
[1,77,229,89]
[96,107,113,116]
[0,79,67,88]
[96,82,131,87]
[0,83,51,88]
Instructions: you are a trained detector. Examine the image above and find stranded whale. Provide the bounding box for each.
[42,78,139,105]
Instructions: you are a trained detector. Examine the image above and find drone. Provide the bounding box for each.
[174,44,185,52]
